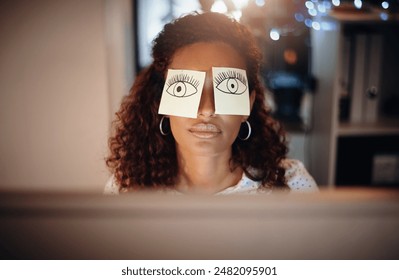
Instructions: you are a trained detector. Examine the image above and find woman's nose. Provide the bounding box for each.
[197,79,215,118]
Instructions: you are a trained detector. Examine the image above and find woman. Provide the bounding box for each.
[105,12,317,195]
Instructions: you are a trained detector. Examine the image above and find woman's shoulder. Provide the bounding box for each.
[280,158,318,192]
[104,174,120,195]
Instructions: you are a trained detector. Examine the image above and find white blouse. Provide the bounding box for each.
[104,159,318,195]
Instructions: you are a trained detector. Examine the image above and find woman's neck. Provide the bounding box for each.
[175,148,243,194]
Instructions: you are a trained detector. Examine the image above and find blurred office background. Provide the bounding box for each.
[0,0,133,193]
[0,0,398,192]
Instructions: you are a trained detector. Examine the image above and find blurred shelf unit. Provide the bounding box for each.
[309,11,399,187]
[328,5,399,22]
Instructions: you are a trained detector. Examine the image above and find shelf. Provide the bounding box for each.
[309,14,399,186]
[338,118,399,136]
[329,6,399,23]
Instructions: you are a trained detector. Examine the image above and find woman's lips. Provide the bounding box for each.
[189,123,221,139]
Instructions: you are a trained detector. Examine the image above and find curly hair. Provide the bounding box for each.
[106,12,288,191]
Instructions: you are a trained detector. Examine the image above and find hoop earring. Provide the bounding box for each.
[238,121,251,141]
[159,116,170,136]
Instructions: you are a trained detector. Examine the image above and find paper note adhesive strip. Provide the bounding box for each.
[158,69,206,118]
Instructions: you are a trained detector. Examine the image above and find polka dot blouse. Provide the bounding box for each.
[104,159,318,195]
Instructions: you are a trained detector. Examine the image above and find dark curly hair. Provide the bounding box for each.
[106,12,288,191]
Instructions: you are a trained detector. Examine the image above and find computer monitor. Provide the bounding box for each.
[0,188,398,259]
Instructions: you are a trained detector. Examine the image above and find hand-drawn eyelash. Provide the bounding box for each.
[214,70,247,95]
[214,70,247,87]
[166,74,200,98]
[166,74,200,88]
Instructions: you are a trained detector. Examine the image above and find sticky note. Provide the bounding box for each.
[213,67,250,116]
[158,69,206,118]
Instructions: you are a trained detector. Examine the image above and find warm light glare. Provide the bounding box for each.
[270,29,280,41]
[232,10,242,21]
[231,0,249,9]
[283,49,298,65]
[211,0,228,13]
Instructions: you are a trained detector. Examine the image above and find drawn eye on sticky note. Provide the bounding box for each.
[158,69,206,118]
[213,67,250,116]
